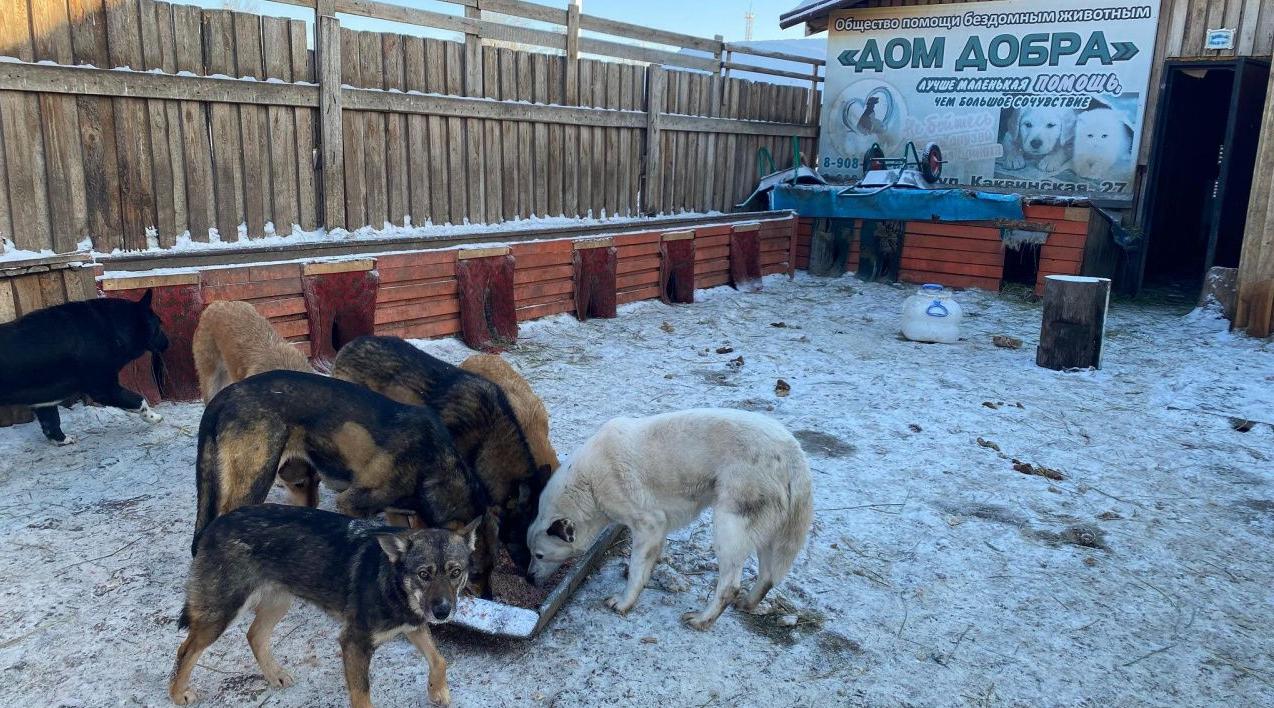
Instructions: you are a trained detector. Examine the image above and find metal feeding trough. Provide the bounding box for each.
[842,141,945,197]
[450,524,626,638]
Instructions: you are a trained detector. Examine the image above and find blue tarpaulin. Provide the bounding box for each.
[769,184,1024,222]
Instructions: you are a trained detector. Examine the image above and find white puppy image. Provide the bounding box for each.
[527,409,813,630]
[1072,108,1134,182]
[1000,107,1076,173]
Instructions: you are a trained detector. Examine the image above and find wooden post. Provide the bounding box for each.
[644,65,665,216]
[807,65,820,125]
[464,5,485,222]
[564,0,582,106]
[1036,275,1112,370]
[316,10,345,231]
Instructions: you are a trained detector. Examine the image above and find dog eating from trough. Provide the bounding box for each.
[331,336,551,590]
[191,371,485,565]
[0,290,169,445]
[171,504,479,707]
[527,408,813,630]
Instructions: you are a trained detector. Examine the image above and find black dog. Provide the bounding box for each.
[331,336,549,583]
[0,290,169,444]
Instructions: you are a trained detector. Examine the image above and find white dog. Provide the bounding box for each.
[527,409,813,630]
[1072,108,1133,182]
[1001,107,1076,173]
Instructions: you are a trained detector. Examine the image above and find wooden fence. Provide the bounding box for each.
[0,0,822,256]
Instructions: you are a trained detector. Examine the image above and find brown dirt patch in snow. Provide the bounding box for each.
[793,430,856,458]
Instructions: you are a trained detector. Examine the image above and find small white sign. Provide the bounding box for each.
[1205,28,1235,51]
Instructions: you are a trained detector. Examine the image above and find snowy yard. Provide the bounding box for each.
[1,273,1272,707]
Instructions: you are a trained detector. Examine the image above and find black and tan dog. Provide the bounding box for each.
[332,336,549,582]
[192,370,484,559]
[171,504,478,707]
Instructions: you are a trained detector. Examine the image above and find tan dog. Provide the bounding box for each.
[460,353,560,473]
[193,300,318,506]
[193,300,314,402]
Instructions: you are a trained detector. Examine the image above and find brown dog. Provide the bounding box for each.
[193,300,317,505]
[460,353,560,473]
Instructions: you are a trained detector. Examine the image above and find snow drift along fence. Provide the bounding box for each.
[0,0,821,256]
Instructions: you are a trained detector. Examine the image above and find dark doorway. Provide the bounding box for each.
[1138,60,1270,295]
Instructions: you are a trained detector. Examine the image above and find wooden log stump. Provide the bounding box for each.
[302,260,379,363]
[456,248,517,352]
[729,223,762,292]
[659,231,695,304]
[1036,275,1111,370]
[1198,266,1238,320]
[572,240,617,322]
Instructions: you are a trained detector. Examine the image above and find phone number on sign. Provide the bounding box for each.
[823,157,862,170]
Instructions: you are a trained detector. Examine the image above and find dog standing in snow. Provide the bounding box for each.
[527,408,813,630]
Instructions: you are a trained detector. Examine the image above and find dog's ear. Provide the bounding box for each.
[536,463,553,483]
[376,533,410,563]
[458,516,483,551]
[138,288,154,309]
[547,518,575,544]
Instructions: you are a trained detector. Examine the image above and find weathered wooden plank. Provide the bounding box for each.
[139,0,177,248]
[155,1,189,244]
[564,0,581,107]
[577,59,593,216]
[263,16,299,236]
[234,11,269,240]
[605,62,621,217]
[0,94,10,248]
[172,4,213,243]
[644,65,665,216]
[404,36,430,225]
[704,74,721,212]
[383,32,409,227]
[340,28,366,230]
[0,0,50,252]
[721,78,740,211]
[562,56,580,217]
[30,0,88,252]
[426,39,449,224]
[481,45,503,224]
[204,10,244,242]
[68,0,124,251]
[630,65,644,213]
[0,92,48,251]
[516,50,534,218]
[359,31,388,229]
[498,47,518,221]
[615,64,633,217]
[445,41,467,224]
[547,55,563,218]
[463,7,486,224]
[317,15,345,230]
[289,19,318,232]
[591,61,608,217]
[532,53,550,218]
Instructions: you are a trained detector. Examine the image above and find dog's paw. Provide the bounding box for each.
[51,435,76,447]
[428,680,452,706]
[169,686,197,705]
[1001,155,1026,170]
[679,611,714,631]
[263,667,294,690]
[142,408,163,424]
[603,596,631,616]
[1038,154,1070,173]
[733,597,764,614]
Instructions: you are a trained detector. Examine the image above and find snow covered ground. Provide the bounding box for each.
[1,273,1271,707]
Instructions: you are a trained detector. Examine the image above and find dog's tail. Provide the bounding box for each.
[767,446,814,585]
[191,411,220,557]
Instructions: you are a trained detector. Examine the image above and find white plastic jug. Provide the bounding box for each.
[901,284,962,343]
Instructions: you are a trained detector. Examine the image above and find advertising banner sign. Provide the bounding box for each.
[820,0,1160,196]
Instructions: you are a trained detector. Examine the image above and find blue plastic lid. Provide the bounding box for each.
[922,284,943,292]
